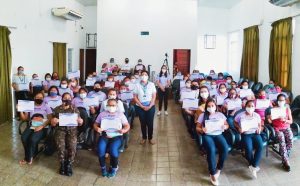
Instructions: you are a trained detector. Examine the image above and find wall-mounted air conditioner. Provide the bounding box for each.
[269,0,300,7]
[52,7,83,21]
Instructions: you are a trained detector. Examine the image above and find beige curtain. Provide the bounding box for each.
[0,26,13,124]
[53,42,66,78]
[240,25,259,82]
[269,17,292,91]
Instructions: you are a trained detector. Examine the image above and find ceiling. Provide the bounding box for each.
[198,0,242,9]
[75,0,97,6]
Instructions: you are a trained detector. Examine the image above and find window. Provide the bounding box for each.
[68,48,73,72]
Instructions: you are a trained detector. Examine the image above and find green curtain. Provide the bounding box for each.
[53,42,66,78]
[269,17,292,91]
[240,25,259,82]
[0,26,13,124]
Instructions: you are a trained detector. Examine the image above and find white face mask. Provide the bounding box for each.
[87,77,93,80]
[34,77,39,80]
[108,95,117,99]
[278,101,286,108]
[211,85,217,89]
[246,107,255,114]
[226,80,232,84]
[46,77,51,81]
[107,106,117,113]
[80,93,87,99]
[220,88,226,93]
[200,92,209,99]
[207,107,216,114]
[134,75,139,79]
[186,83,191,88]
[131,79,136,83]
[242,85,248,89]
[141,75,148,82]
[61,84,68,89]
[162,69,167,73]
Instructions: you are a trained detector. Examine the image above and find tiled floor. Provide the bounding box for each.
[0,101,300,186]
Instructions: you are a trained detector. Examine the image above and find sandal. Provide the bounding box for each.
[19,159,27,165]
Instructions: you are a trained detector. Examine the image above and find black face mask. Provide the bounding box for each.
[62,100,72,106]
[34,99,43,105]
[191,85,199,90]
[94,88,101,92]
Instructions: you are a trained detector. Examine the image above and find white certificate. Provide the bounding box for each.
[59,113,78,127]
[101,118,122,131]
[17,100,34,112]
[114,75,126,82]
[128,83,136,91]
[175,75,183,80]
[67,70,80,79]
[190,73,199,80]
[136,65,143,70]
[256,99,270,109]
[104,81,115,88]
[180,80,185,88]
[47,100,62,109]
[239,89,252,98]
[18,83,29,91]
[216,96,225,106]
[181,91,196,100]
[182,99,199,109]
[271,108,286,120]
[86,79,96,86]
[31,79,42,87]
[84,96,99,107]
[227,100,241,110]
[98,73,107,81]
[268,93,279,101]
[120,92,134,101]
[240,118,259,132]
[205,119,224,134]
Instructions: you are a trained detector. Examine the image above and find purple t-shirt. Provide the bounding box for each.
[88,91,107,104]
[44,95,62,109]
[197,112,227,135]
[234,111,261,134]
[59,88,74,97]
[30,102,52,118]
[72,97,87,109]
[95,111,128,127]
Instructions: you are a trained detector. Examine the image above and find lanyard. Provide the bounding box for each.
[18,75,25,83]
[141,82,148,97]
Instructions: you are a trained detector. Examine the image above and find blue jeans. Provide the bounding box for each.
[98,136,122,168]
[241,133,263,167]
[135,105,155,140]
[202,134,229,175]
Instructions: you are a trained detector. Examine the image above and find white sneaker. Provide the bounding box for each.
[210,175,219,186]
[157,111,161,116]
[215,170,221,179]
[249,166,257,179]
[164,111,168,115]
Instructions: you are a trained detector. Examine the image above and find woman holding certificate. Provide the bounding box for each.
[267,94,293,171]
[44,86,62,110]
[196,98,229,186]
[234,100,263,178]
[133,70,157,145]
[93,99,130,177]
[19,92,52,165]
[51,92,83,176]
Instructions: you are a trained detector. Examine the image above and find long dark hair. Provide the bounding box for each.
[159,65,168,78]
[202,98,217,124]
[225,88,237,100]
[199,86,211,105]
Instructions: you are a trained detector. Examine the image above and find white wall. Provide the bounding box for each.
[0,0,86,78]
[83,6,97,35]
[197,7,229,74]
[97,0,198,75]
[229,0,300,95]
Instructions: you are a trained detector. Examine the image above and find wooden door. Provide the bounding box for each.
[173,49,191,76]
[79,49,96,84]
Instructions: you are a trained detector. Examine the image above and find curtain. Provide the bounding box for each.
[53,42,66,78]
[0,26,13,124]
[240,25,259,82]
[269,17,292,91]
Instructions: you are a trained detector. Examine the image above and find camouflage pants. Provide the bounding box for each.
[55,127,77,162]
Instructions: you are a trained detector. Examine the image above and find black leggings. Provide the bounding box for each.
[158,88,169,111]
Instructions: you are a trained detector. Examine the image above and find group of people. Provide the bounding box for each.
[177,70,294,185]
[12,59,172,178]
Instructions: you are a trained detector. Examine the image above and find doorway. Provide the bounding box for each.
[80,49,96,83]
[173,49,191,76]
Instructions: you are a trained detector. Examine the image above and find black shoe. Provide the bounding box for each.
[282,162,291,172]
[59,161,65,175]
[65,160,73,176]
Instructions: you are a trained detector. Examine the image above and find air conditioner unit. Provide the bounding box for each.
[269,0,300,7]
[52,7,83,21]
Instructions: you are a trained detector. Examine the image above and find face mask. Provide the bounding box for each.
[162,69,167,73]
[49,92,57,97]
[46,77,51,81]
[186,83,191,88]
[278,101,285,108]
[269,84,274,88]
[218,76,223,80]
[34,77,39,80]
[138,62,142,65]
[200,92,209,99]
[207,107,216,114]
[131,79,136,83]
[246,107,255,114]
[191,85,199,90]
[31,121,43,127]
[120,90,126,93]
[18,70,24,74]
[108,78,113,82]
[232,85,237,88]
[108,95,117,99]
[34,99,43,105]
[141,75,148,82]
[211,85,217,89]
[125,81,130,86]
[125,60,129,63]
[62,99,72,106]
[259,95,266,99]
[242,85,248,89]
[61,84,68,89]
[220,88,226,93]
[135,75,139,78]
[80,93,87,99]
[107,106,117,113]
[276,88,282,93]
[226,80,232,84]
[71,82,76,87]
[94,88,101,92]
[87,77,93,80]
